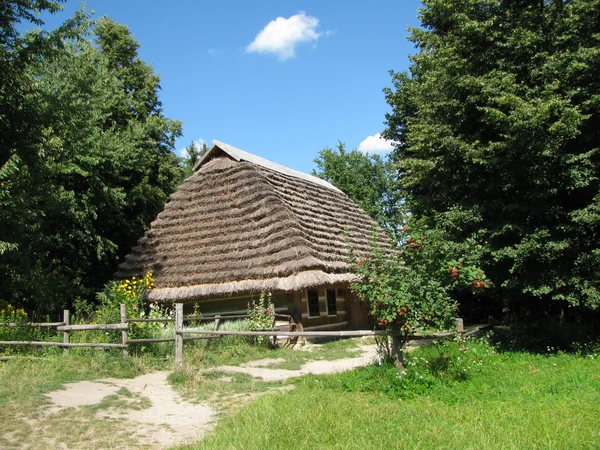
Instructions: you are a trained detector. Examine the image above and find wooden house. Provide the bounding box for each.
[117,141,391,330]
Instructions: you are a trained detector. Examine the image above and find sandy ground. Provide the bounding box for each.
[45,371,216,449]
[202,344,378,382]
[43,343,379,449]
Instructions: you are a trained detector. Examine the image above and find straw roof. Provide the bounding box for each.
[117,141,391,302]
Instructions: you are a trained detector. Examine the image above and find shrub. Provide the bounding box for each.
[247,292,274,346]
[350,225,489,337]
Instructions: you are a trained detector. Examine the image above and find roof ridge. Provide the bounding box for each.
[195,140,341,193]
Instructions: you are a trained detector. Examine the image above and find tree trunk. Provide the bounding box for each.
[390,335,405,369]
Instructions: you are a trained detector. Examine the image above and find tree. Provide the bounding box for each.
[0,0,78,255]
[181,140,209,177]
[0,8,185,314]
[383,0,600,309]
[350,223,488,366]
[313,142,402,236]
[0,0,91,311]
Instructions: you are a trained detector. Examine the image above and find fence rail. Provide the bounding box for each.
[0,341,127,348]
[0,304,471,371]
[0,322,66,327]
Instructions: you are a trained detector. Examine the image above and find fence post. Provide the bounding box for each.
[456,318,464,341]
[120,304,128,357]
[175,303,183,371]
[63,310,70,355]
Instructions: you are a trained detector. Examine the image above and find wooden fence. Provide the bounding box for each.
[0,304,472,370]
[0,304,294,358]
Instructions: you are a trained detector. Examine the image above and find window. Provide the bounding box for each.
[307,289,320,317]
[326,289,337,315]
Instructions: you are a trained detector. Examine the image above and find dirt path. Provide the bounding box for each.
[44,371,216,449]
[202,344,378,381]
[42,343,379,449]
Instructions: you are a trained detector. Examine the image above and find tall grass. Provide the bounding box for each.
[0,316,262,358]
[127,318,257,358]
[179,335,600,450]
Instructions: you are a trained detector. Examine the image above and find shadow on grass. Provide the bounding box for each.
[487,318,600,355]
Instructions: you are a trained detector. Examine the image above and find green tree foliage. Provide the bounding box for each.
[313,142,402,236]
[0,6,185,313]
[181,140,209,178]
[383,0,600,309]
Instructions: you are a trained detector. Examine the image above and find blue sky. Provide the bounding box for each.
[38,0,423,174]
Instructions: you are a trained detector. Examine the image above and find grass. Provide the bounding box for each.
[169,370,284,406]
[168,337,370,406]
[177,335,600,450]
[0,328,370,447]
[3,322,599,449]
[91,387,152,412]
[0,353,167,449]
[181,334,369,370]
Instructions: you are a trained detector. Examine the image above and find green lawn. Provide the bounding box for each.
[1,331,598,449]
[178,337,600,450]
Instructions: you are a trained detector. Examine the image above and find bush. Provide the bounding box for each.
[350,224,489,337]
[247,292,274,346]
[0,304,60,355]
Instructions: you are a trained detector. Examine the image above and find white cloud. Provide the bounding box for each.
[357,134,395,153]
[247,12,323,61]
[177,138,206,158]
[208,48,219,56]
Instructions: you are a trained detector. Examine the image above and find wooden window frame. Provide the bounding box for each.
[307,289,320,317]
[326,289,337,316]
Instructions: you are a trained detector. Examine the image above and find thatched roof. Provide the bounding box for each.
[117,141,391,302]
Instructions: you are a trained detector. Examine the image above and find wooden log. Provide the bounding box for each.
[63,310,69,355]
[127,338,176,344]
[177,329,462,340]
[175,303,183,371]
[456,318,464,341]
[303,321,350,331]
[56,323,128,331]
[0,341,127,348]
[120,304,128,357]
[127,318,173,323]
[179,314,291,322]
[409,332,455,340]
[178,329,401,337]
[182,335,220,342]
[273,314,293,320]
[0,322,65,327]
[182,315,248,322]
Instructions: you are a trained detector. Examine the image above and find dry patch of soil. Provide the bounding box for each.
[35,343,379,449]
[201,344,378,382]
[44,372,215,449]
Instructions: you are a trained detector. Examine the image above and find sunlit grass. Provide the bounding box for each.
[178,337,600,450]
[0,354,164,449]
